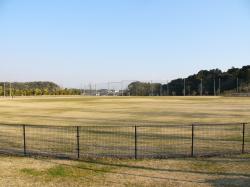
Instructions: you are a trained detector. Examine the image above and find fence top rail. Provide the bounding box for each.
[192,122,248,126]
[0,122,248,128]
[0,123,190,128]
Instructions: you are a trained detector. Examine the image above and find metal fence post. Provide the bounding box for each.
[134,126,137,159]
[242,123,245,154]
[76,126,80,159]
[191,124,194,157]
[23,125,26,156]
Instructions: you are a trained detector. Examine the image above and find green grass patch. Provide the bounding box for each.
[189,160,225,173]
[238,153,250,159]
[46,165,72,177]
[20,161,114,180]
[20,168,42,176]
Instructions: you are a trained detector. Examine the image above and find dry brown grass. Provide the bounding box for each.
[0,96,250,186]
[0,96,249,126]
[0,154,250,187]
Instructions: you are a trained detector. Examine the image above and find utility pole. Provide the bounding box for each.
[80,83,83,95]
[108,82,110,96]
[160,83,163,96]
[167,80,169,96]
[89,83,92,96]
[9,82,12,97]
[236,77,239,93]
[121,81,123,96]
[213,70,216,96]
[151,80,153,96]
[200,79,203,96]
[213,77,216,96]
[3,82,6,97]
[183,78,186,96]
[83,84,86,96]
[218,77,221,95]
[95,84,97,96]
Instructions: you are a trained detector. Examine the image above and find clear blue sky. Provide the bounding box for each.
[0,0,250,87]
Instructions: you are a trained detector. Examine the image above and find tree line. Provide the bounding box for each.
[1,65,249,97]
[127,65,250,96]
[0,82,81,96]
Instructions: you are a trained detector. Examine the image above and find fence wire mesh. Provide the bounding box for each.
[137,125,191,158]
[194,124,245,156]
[25,125,76,158]
[0,124,23,155]
[79,126,134,158]
[246,124,250,153]
[0,123,249,159]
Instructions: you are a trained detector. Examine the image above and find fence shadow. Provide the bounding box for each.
[28,155,250,186]
[34,157,207,185]
[205,177,250,187]
[78,158,250,178]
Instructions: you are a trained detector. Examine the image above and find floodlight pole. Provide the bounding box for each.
[183,78,186,96]
[95,84,97,96]
[218,77,221,95]
[9,82,12,97]
[160,84,162,96]
[83,84,86,96]
[151,80,153,96]
[213,77,216,96]
[3,82,6,97]
[80,83,83,95]
[236,77,239,93]
[108,82,110,96]
[200,79,203,96]
[121,81,123,96]
[89,83,92,96]
[167,80,169,96]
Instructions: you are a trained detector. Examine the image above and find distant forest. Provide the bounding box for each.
[0,82,81,96]
[0,65,249,96]
[128,65,250,96]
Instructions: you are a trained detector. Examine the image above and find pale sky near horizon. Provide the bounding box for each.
[0,0,250,88]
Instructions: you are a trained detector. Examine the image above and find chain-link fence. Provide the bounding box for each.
[0,123,249,159]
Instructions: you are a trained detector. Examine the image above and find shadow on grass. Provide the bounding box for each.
[31,155,250,186]
[205,177,250,187]
[78,158,250,178]
[36,158,207,185]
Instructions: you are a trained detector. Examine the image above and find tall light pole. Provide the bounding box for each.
[151,80,153,96]
[83,84,86,96]
[167,80,169,96]
[200,78,203,96]
[9,82,12,97]
[236,77,239,93]
[218,77,221,95]
[95,84,97,96]
[183,78,186,96]
[213,77,216,96]
[89,83,92,96]
[121,80,133,96]
[3,82,6,97]
[80,83,83,95]
[108,82,110,96]
[121,81,123,96]
[160,83,163,96]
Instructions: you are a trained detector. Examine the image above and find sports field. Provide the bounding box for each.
[0,96,250,126]
[0,96,250,186]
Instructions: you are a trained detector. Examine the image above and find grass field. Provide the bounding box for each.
[0,154,250,187]
[0,96,250,186]
[0,96,250,126]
